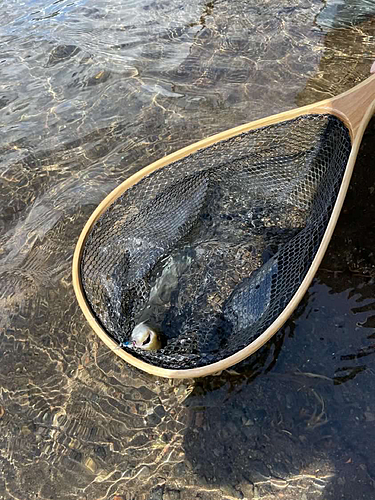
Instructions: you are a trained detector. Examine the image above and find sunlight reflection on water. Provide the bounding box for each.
[1,0,375,499]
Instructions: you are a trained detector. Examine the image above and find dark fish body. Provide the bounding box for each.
[107,171,210,340]
[223,256,279,331]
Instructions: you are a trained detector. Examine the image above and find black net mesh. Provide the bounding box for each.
[81,114,351,369]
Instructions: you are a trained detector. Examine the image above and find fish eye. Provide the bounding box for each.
[142,331,152,346]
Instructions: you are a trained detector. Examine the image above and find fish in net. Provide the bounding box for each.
[80,114,351,370]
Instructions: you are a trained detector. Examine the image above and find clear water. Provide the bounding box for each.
[1,0,375,499]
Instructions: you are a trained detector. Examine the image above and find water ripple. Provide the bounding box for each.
[2,0,375,498]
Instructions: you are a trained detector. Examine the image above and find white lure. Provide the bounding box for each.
[125,322,162,350]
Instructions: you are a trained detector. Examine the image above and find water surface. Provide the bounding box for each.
[1,0,375,499]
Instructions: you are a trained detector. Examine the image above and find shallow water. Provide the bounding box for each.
[1,0,375,499]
